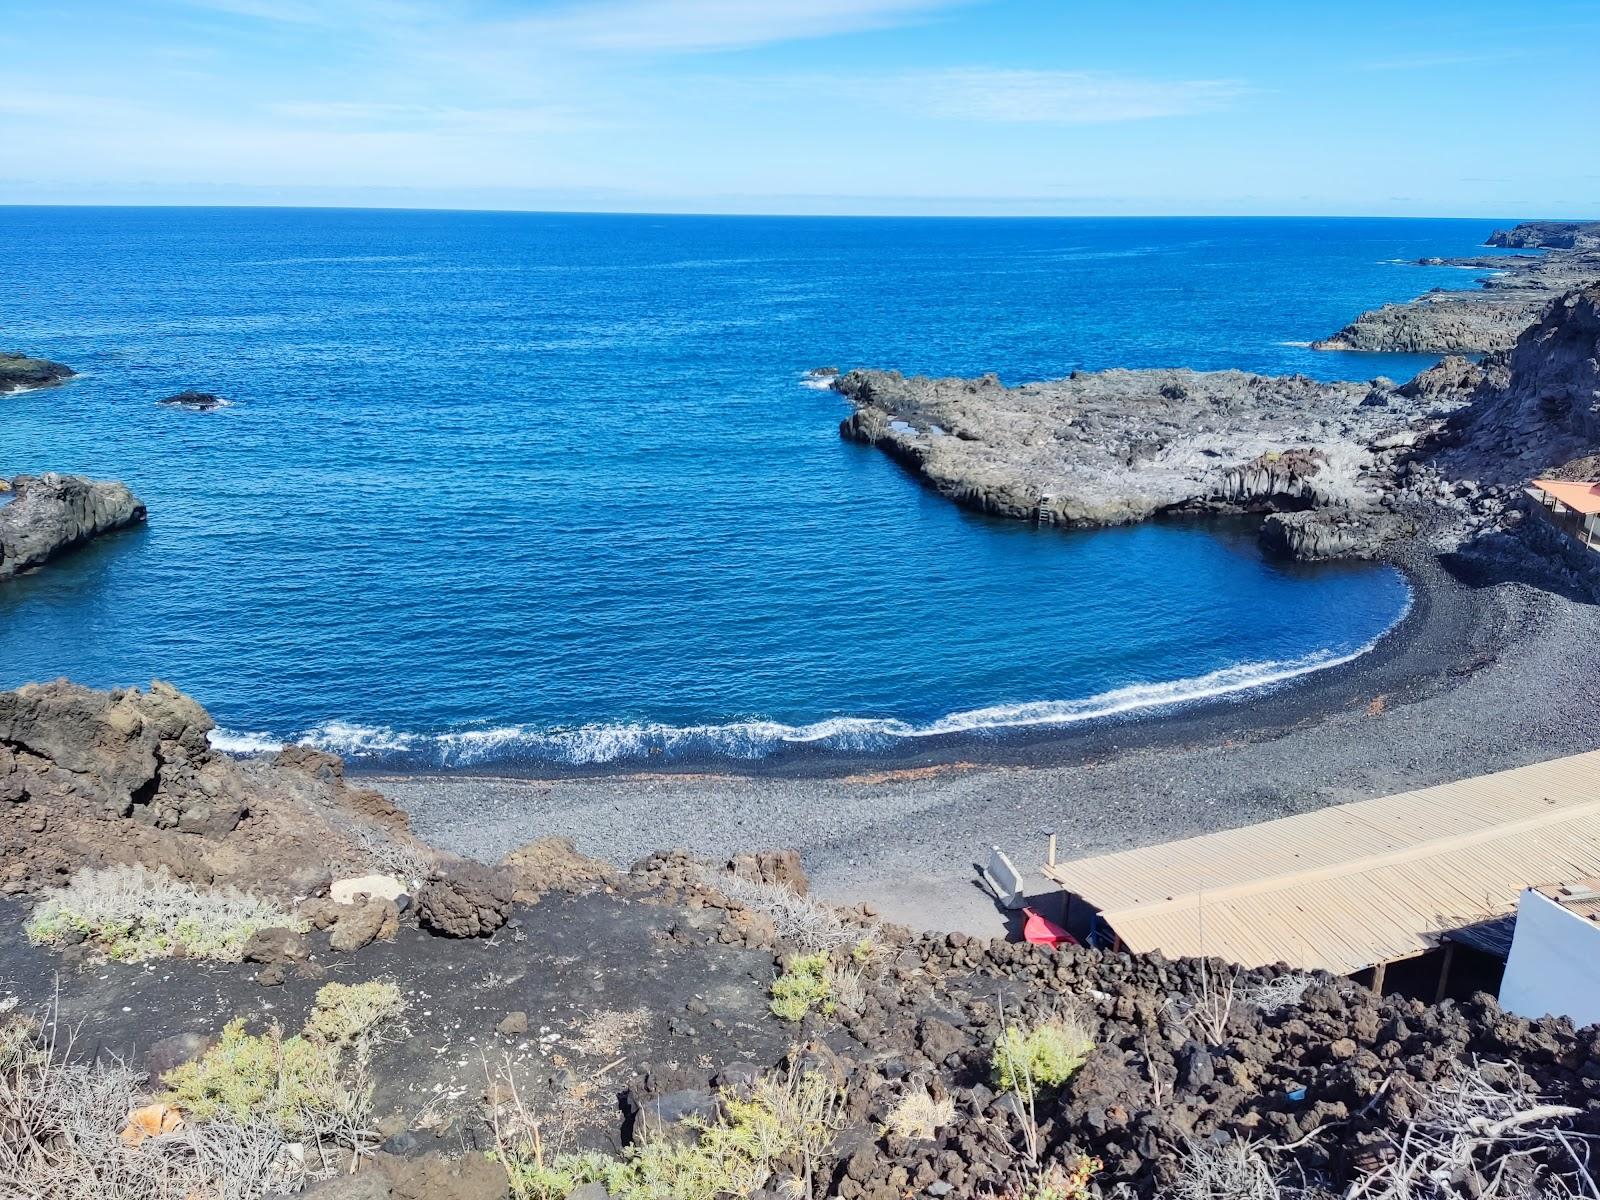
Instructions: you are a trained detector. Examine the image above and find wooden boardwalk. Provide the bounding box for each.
[1043,751,1600,974]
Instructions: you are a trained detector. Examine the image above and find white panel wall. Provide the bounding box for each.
[1499,889,1600,1028]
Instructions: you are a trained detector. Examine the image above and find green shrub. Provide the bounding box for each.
[161,984,402,1137]
[25,864,299,962]
[160,1018,349,1134]
[305,980,405,1046]
[769,953,835,1021]
[498,1151,613,1200]
[498,1068,842,1200]
[992,1016,1094,1094]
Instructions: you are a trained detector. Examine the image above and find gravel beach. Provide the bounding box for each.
[378,546,1600,936]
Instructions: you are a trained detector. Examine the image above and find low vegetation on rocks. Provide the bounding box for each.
[301,979,406,1048]
[0,997,379,1199]
[161,980,402,1141]
[492,1063,845,1200]
[770,952,838,1021]
[8,680,1600,1200]
[24,863,299,962]
[883,1087,956,1140]
[992,1013,1095,1094]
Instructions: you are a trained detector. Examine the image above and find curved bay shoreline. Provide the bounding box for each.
[382,220,1600,931]
[380,538,1600,933]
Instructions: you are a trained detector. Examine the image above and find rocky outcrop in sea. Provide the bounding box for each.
[0,351,74,394]
[1312,221,1600,354]
[833,366,1453,560]
[0,472,147,580]
[160,390,229,411]
[833,278,1600,567]
[1488,220,1600,250]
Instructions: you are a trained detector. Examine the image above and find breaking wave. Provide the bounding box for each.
[209,630,1398,770]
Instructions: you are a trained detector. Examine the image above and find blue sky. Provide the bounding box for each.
[3,0,1597,215]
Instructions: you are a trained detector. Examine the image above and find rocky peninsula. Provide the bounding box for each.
[0,472,148,580]
[1312,220,1600,353]
[833,272,1600,568]
[0,350,74,394]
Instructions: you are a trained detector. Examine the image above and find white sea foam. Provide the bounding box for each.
[217,618,1404,768]
[798,372,839,391]
[207,729,284,755]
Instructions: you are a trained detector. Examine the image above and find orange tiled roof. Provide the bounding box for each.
[1532,479,1600,516]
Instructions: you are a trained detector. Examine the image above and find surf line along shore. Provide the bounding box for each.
[386,239,1600,934]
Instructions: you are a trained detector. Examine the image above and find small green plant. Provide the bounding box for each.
[850,936,875,965]
[497,1150,613,1200]
[495,1065,842,1200]
[159,1018,348,1134]
[25,863,299,962]
[992,1016,1093,1094]
[769,953,835,1021]
[1011,1155,1101,1200]
[305,979,405,1047]
[161,982,402,1138]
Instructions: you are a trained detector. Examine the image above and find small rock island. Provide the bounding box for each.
[0,351,75,394]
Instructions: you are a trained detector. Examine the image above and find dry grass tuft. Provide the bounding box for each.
[0,1000,307,1199]
[570,1007,650,1058]
[884,1088,956,1140]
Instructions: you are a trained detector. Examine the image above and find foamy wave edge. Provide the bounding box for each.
[209,630,1399,768]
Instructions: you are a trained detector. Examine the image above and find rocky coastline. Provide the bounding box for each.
[832,243,1600,571]
[5,219,1600,1200]
[1311,220,1600,353]
[0,471,148,581]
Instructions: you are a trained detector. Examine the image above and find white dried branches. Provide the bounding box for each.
[701,868,875,954]
[1351,1062,1597,1200]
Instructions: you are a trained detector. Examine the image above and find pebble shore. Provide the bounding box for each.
[383,548,1600,936]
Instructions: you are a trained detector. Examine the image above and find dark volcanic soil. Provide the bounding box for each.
[0,891,794,1152]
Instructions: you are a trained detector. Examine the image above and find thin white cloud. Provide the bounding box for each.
[521,0,973,53]
[268,100,582,135]
[171,0,434,26]
[878,69,1249,123]
[1357,49,1530,72]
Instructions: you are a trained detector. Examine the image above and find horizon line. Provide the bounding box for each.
[0,201,1581,223]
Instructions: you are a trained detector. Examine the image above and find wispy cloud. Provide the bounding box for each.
[268,100,583,135]
[1357,49,1529,71]
[519,0,974,53]
[878,68,1248,123]
[171,0,435,27]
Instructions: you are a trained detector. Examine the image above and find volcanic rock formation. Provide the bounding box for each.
[0,351,74,394]
[1313,220,1600,354]
[0,472,147,580]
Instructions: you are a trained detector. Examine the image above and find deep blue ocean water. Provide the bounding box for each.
[0,210,1513,767]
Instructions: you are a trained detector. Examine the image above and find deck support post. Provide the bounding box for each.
[1370,960,1387,995]
[1434,942,1456,1004]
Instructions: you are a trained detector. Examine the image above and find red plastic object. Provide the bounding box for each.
[1022,906,1077,948]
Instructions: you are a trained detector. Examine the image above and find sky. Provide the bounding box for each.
[2,0,1597,216]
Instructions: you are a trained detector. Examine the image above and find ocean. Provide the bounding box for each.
[0,209,1508,768]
